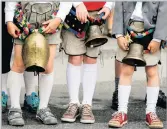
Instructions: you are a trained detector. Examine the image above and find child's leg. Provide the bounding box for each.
[145,65,160,114]
[67,55,83,104]
[118,64,134,113]
[36,44,57,125]
[111,60,123,109]
[38,45,56,110]
[7,44,25,126]
[8,45,25,109]
[145,65,163,128]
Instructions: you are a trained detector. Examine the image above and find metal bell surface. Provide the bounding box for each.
[85,25,108,48]
[22,32,49,73]
[122,43,146,66]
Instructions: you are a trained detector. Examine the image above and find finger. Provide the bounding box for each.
[45,28,52,34]
[147,45,151,50]
[15,27,20,32]
[84,12,88,23]
[102,13,108,20]
[12,32,18,38]
[81,12,85,23]
[98,9,103,14]
[42,26,50,33]
[42,20,50,25]
[77,12,81,21]
[76,11,79,21]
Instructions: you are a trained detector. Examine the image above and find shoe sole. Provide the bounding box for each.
[80,119,95,124]
[146,122,163,129]
[61,114,80,123]
[108,121,127,128]
[8,120,25,126]
[36,116,57,125]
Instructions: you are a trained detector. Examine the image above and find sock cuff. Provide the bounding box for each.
[147,86,160,89]
[10,70,23,76]
[83,63,97,71]
[68,63,81,70]
[41,71,54,77]
[119,85,131,88]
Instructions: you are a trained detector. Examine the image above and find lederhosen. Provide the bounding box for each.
[14,2,62,45]
[116,15,161,67]
[61,2,107,58]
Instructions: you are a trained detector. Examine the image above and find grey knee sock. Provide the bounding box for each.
[115,77,120,91]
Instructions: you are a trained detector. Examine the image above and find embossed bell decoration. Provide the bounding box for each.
[122,43,146,66]
[85,25,108,48]
[22,32,49,73]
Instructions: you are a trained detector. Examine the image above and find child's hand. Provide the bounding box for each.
[98,7,110,20]
[42,18,61,34]
[148,40,160,53]
[7,22,20,38]
[76,3,89,23]
[117,36,129,51]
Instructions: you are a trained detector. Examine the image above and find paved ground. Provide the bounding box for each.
[2,38,167,129]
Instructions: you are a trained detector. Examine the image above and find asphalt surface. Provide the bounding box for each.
[2,102,167,129]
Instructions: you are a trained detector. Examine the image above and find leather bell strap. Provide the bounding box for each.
[70,9,105,25]
[127,26,155,39]
[14,3,61,41]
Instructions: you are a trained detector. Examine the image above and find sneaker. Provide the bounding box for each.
[36,107,57,125]
[24,92,39,113]
[80,104,95,124]
[146,112,163,129]
[8,108,25,126]
[61,103,80,122]
[108,111,128,128]
[2,91,8,113]
[111,90,118,110]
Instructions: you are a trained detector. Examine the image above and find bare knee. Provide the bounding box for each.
[120,64,134,77]
[83,56,97,64]
[68,56,83,66]
[146,65,158,78]
[12,61,25,73]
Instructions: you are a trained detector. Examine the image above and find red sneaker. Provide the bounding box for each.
[108,111,128,128]
[146,112,163,129]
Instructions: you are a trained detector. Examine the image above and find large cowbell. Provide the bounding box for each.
[122,43,146,66]
[85,25,108,48]
[22,32,49,73]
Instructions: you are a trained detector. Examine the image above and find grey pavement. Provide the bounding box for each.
[2,38,167,129]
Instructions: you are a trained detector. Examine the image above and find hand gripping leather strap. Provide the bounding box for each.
[14,3,61,41]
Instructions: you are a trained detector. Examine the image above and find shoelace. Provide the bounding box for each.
[150,112,159,122]
[112,112,124,121]
[39,108,54,118]
[66,104,78,115]
[82,105,92,116]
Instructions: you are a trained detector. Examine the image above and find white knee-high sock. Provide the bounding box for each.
[2,73,8,94]
[146,86,159,114]
[38,72,54,109]
[24,71,38,96]
[82,63,97,106]
[67,63,81,104]
[118,85,131,114]
[7,71,24,109]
